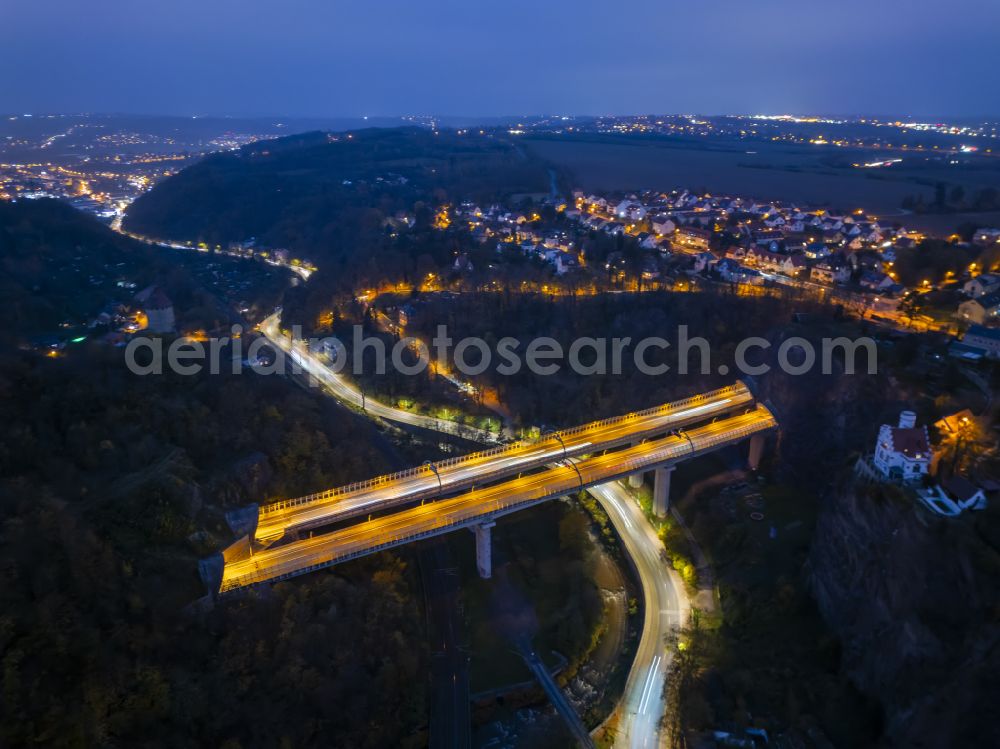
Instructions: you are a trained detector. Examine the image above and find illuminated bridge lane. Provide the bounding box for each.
[220,405,776,592]
[249,382,754,542]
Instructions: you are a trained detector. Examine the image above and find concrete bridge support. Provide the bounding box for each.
[748,432,766,471]
[473,522,496,579]
[628,438,648,489]
[653,465,676,517]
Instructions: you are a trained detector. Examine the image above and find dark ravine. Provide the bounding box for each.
[808,482,1000,747]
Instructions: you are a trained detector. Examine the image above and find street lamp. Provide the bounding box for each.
[542,427,583,489]
[562,458,585,490]
[423,460,443,493]
[676,429,695,451]
[542,427,569,462]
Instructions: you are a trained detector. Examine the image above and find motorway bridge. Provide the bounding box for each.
[204,383,776,595]
[230,381,755,545]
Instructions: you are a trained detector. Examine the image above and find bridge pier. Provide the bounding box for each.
[748,432,766,471]
[473,522,496,579]
[628,438,647,489]
[653,465,675,517]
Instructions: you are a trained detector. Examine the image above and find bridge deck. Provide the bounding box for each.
[220,404,775,592]
[250,382,753,542]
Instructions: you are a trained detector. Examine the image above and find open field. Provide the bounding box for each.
[899,210,1000,234]
[528,135,1000,222]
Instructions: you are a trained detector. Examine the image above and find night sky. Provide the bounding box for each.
[4,0,999,117]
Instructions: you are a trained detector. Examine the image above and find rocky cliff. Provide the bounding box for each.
[808,482,1000,747]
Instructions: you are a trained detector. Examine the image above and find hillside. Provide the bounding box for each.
[123,127,552,266]
[0,193,433,746]
[0,199,156,337]
[0,340,429,747]
[810,482,1000,747]
[0,198,287,344]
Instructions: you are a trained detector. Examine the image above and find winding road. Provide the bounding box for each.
[260,312,497,443]
[259,309,692,747]
[117,221,691,747]
[591,482,688,748]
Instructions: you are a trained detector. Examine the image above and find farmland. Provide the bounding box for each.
[527,134,1000,222]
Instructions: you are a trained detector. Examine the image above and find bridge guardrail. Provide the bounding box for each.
[222,406,775,591]
[257,382,750,517]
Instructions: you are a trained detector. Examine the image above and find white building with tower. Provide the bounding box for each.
[872,411,931,482]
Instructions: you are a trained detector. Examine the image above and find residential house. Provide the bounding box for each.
[918,476,988,516]
[553,252,579,275]
[715,258,763,285]
[943,476,988,510]
[725,245,747,261]
[675,226,712,251]
[745,248,805,276]
[542,231,572,251]
[743,245,770,267]
[860,227,884,244]
[852,249,886,272]
[638,232,660,250]
[804,242,831,260]
[692,251,717,273]
[781,254,807,276]
[933,409,977,441]
[615,200,647,220]
[811,260,850,285]
[651,217,676,236]
[957,290,1000,324]
[960,324,1000,358]
[962,273,1000,298]
[860,270,894,292]
[754,238,782,254]
[754,227,784,243]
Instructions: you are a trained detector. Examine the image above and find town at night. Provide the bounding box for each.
[1,2,999,748]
